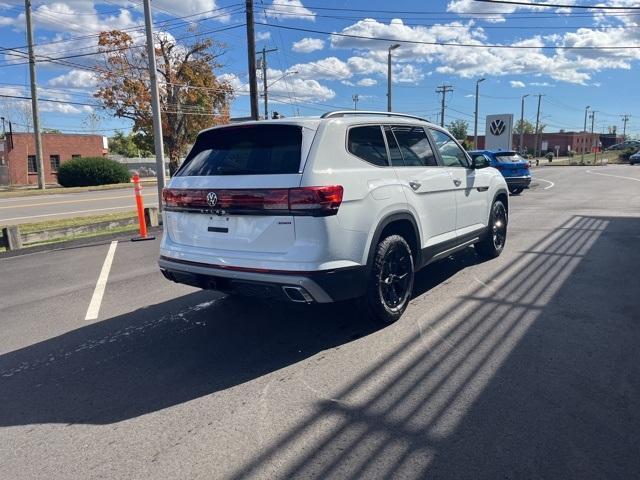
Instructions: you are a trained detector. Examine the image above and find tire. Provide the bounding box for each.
[359,234,414,325]
[475,200,508,259]
[509,187,523,195]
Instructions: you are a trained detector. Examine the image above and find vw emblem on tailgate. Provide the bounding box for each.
[206,192,218,207]
[490,119,506,136]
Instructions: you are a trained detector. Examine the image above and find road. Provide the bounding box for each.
[1,165,639,479]
[0,186,158,225]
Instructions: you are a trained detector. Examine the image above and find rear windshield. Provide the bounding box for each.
[495,152,526,162]
[177,125,303,176]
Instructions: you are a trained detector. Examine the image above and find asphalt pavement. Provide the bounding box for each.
[0,186,158,225]
[1,165,639,479]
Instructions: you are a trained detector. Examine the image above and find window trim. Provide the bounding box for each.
[427,127,472,169]
[345,123,391,168]
[386,124,441,168]
[49,154,61,172]
[27,155,37,174]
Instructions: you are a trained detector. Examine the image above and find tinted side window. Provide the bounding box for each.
[178,125,302,176]
[348,126,389,167]
[429,129,469,168]
[393,126,437,167]
[383,127,404,167]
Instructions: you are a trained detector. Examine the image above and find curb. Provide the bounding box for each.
[0,226,163,259]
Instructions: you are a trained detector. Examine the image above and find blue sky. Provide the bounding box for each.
[0,0,639,137]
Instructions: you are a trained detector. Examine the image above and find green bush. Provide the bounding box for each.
[545,152,554,161]
[57,157,131,187]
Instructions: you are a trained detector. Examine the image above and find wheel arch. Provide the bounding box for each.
[364,212,421,271]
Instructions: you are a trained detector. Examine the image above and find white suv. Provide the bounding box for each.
[159,111,508,323]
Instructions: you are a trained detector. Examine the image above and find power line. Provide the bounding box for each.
[254,22,640,50]
[475,0,640,10]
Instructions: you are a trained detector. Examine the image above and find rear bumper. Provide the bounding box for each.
[158,256,366,303]
[504,176,532,188]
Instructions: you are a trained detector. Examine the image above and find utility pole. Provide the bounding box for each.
[581,105,590,164]
[245,0,259,120]
[25,0,45,190]
[436,85,453,128]
[473,78,485,150]
[533,94,544,158]
[257,47,277,119]
[621,114,630,141]
[352,94,359,110]
[590,110,598,149]
[387,44,400,112]
[143,0,167,210]
[519,94,529,154]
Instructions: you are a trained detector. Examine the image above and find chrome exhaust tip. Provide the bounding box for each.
[282,286,314,303]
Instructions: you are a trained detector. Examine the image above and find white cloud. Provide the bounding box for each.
[256,31,271,42]
[219,71,335,102]
[446,0,579,23]
[289,56,351,80]
[510,80,526,88]
[330,18,640,85]
[265,0,315,21]
[357,78,377,87]
[291,37,324,53]
[48,70,97,89]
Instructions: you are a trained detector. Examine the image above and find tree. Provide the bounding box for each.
[448,119,468,141]
[109,130,141,157]
[95,30,233,174]
[514,119,535,135]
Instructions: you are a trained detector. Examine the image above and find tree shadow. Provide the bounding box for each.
[224,215,640,479]
[0,242,478,427]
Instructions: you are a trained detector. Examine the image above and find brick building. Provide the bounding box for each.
[0,132,108,186]
[469,132,619,156]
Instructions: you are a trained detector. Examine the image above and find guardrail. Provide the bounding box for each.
[1,207,159,251]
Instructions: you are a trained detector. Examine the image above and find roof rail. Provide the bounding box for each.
[321,110,430,123]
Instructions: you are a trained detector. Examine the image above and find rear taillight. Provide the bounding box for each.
[162,185,343,217]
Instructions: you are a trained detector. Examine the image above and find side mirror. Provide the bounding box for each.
[471,155,490,169]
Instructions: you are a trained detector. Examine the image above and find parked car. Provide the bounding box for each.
[159,111,509,324]
[606,140,640,151]
[630,151,640,165]
[468,150,531,195]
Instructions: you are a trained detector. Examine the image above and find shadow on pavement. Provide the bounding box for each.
[223,215,640,479]
[0,244,479,427]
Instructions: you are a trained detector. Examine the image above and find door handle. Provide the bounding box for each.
[453,179,462,187]
[409,181,421,191]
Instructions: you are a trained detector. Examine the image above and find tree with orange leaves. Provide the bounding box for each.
[95,30,233,174]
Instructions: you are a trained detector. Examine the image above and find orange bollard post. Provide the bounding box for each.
[131,174,155,242]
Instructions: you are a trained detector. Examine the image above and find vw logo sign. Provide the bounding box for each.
[490,119,506,136]
[206,192,218,207]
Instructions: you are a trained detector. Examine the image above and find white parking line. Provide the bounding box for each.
[536,178,555,190]
[585,169,640,182]
[85,241,118,321]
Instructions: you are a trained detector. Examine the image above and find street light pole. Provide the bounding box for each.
[143,0,167,208]
[387,44,400,112]
[473,78,485,150]
[519,94,529,154]
[581,105,590,164]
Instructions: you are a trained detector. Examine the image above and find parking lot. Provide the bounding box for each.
[1,165,639,479]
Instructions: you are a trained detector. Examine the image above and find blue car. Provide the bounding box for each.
[468,150,532,195]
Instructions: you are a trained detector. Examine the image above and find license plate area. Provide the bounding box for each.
[207,216,234,234]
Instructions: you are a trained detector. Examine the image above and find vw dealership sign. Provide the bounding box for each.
[485,114,514,151]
